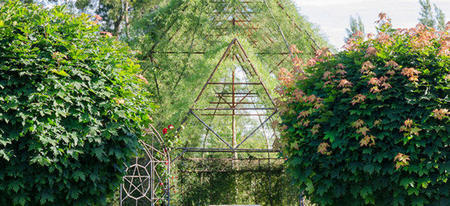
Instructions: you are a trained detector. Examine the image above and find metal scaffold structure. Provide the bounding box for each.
[177,38,278,157]
[123,0,325,204]
[136,0,323,158]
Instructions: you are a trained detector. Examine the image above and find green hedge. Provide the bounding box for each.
[0,1,154,205]
[174,159,299,205]
[278,17,449,205]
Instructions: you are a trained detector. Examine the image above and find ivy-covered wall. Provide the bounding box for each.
[277,15,449,206]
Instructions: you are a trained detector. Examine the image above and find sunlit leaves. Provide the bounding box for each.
[359,135,375,147]
[394,153,411,169]
[351,119,365,128]
[401,67,421,82]
[351,94,366,105]
[432,108,449,120]
[356,127,370,136]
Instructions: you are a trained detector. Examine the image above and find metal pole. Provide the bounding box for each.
[235,111,277,149]
[263,0,293,58]
[193,39,236,103]
[232,69,237,159]
[299,191,305,206]
[151,137,154,206]
[190,110,233,149]
[120,183,123,206]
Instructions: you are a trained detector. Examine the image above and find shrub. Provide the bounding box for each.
[0,1,153,205]
[278,16,449,205]
[175,159,299,205]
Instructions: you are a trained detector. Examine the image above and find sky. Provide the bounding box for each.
[293,0,450,49]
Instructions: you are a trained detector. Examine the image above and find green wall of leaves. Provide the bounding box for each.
[0,1,154,205]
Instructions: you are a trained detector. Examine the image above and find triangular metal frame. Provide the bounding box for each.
[180,38,277,151]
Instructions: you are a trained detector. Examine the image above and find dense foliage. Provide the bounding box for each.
[0,1,153,205]
[174,159,299,205]
[278,17,449,205]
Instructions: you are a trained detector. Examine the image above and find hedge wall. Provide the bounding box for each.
[278,17,449,205]
[0,1,154,205]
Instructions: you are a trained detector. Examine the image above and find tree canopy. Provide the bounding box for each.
[345,15,365,41]
[418,0,446,30]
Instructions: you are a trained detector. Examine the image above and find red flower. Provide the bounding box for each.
[162,128,168,135]
[168,124,175,130]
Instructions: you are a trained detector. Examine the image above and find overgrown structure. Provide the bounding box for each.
[130,0,327,205]
[133,0,326,153]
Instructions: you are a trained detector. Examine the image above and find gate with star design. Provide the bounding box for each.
[120,125,170,206]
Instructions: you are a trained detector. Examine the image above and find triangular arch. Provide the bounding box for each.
[178,38,278,155]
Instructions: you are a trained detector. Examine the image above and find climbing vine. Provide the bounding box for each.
[0,1,154,205]
[278,15,449,205]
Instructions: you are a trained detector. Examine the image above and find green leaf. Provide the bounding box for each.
[305,179,314,192]
[50,69,70,77]
[13,194,27,206]
[324,131,336,143]
[40,192,55,204]
[72,171,85,181]
[407,187,419,196]
[8,181,21,193]
[360,186,372,198]
[0,150,10,161]
[400,177,413,188]
[363,164,375,174]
